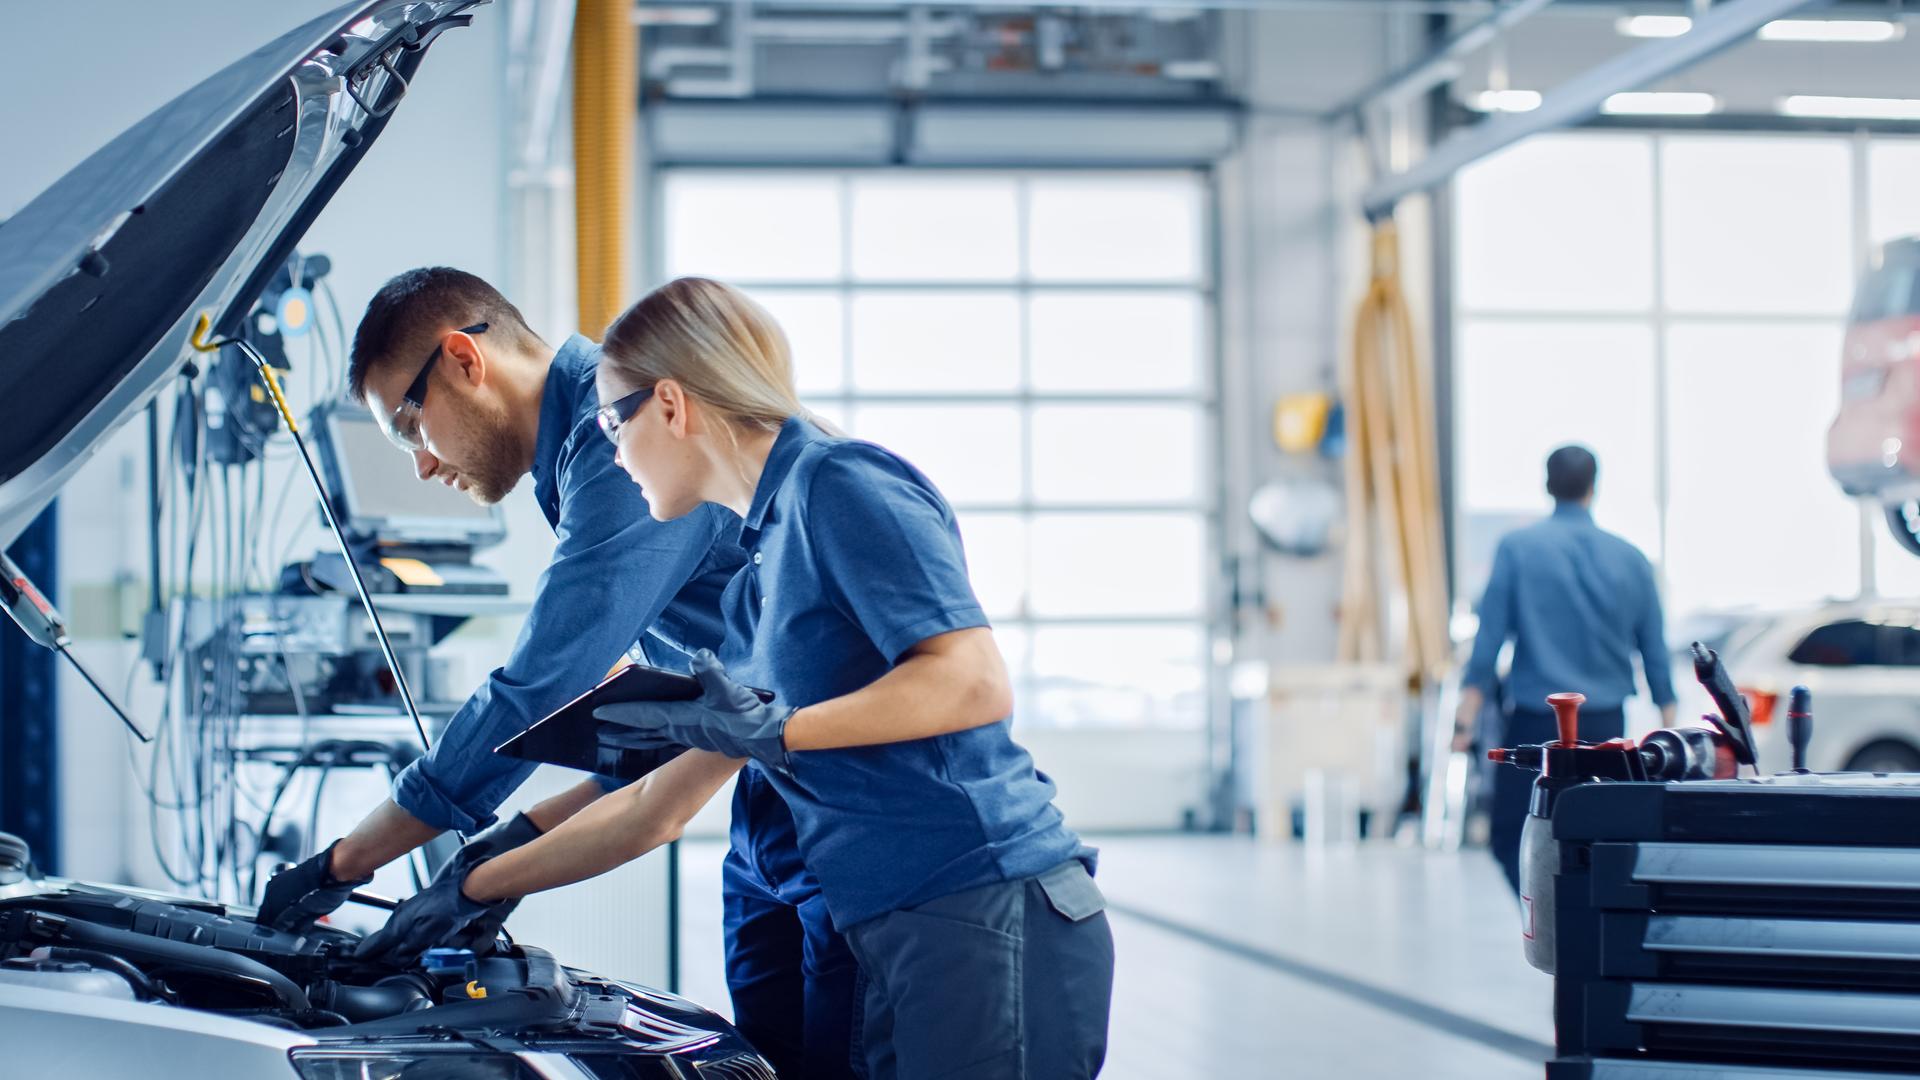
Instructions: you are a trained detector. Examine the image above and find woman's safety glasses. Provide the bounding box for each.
[596,386,656,445]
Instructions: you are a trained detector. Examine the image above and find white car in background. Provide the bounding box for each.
[1671,604,1920,775]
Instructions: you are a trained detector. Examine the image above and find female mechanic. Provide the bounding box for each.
[367,277,1113,1079]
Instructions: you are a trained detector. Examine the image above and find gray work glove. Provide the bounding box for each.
[257,840,373,933]
[353,813,542,962]
[593,650,795,773]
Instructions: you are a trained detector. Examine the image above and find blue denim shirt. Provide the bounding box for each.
[1463,502,1675,713]
[390,336,745,832]
[720,417,1092,930]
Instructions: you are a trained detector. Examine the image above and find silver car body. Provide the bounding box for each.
[1671,603,1920,774]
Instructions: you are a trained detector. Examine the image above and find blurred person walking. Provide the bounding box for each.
[1453,445,1677,896]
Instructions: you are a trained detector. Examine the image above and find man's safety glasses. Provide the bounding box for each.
[597,386,655,445]
[380,322,488,452]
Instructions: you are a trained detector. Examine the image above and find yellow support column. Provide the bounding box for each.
[573,0,636,339]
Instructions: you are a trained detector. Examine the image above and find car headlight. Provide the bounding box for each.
[289,1048,542,1080]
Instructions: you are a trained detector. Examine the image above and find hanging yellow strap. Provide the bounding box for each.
[1341,220,1449,688]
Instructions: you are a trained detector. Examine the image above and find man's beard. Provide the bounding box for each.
[448,395,526,505]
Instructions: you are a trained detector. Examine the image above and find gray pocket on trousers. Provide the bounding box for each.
[852,905,1022,1078]
[1036,861,1105,923]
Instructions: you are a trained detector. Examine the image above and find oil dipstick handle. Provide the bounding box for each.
[1787,685,1813,773]
[1548,692,1586,746]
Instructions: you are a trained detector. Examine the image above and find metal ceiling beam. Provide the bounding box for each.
[1337,0,1560,117]
[634,0,1507,14]
[1360,0,1821,219]
[629,0,1912,14]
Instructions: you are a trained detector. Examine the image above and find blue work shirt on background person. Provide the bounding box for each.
[719,416,1093,931]
[1462,501,1676,713]
[388,335,745,832]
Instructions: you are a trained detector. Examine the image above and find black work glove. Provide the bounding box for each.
[257,840,373,933]
[593,650,795,773]
[354,812,542,962]
[353,858,511,964]
[447,812,543,877]
[434,812,542,953]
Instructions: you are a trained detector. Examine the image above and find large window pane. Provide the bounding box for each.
[1455,320,1662,574]
[1030,513,1205,617]
[957,512,1028,619]
[1029,624,1205,728]
[744,288,844,395]
[851,175,1019,281]
[849,292,1021,392]
[664,174,843,281]
[1028,291,1204,393]
[664,168,1216,731]
[850,404,1024,505]
[1031,404,1202,505]
[1028,175,1203,283]
[1664,321,1856,613]
[1870,140,1920,248]
[1660,138,1854,315]
[1457,134,1656,313]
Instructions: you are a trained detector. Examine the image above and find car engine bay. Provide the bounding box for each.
[0,832,763,1070]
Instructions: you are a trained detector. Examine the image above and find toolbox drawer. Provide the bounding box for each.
[1548,1056,1920,1079]
[1587,843,1920,918]
[1588,913,1920,988]
[1578,982,1920,1069]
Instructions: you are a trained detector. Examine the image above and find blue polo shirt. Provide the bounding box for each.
[389,335,745,832]
[1462,502,1675,714]
[719,416,1093,930]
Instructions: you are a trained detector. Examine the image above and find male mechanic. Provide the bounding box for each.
[255,267,861,1079]
[1453,445,1677,895]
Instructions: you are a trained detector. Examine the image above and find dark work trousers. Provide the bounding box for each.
[845,860,1115,1080]
[1488,704,1625,896]
[724,767,865,1079]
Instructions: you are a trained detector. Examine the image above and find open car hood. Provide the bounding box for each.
[0,0,484,549]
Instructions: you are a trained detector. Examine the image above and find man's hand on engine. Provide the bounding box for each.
[258,841,373,933]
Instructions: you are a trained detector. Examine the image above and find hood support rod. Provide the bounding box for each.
[189,316,432,756]
[0,550,148,742]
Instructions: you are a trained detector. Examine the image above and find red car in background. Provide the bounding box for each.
[1829,237,1920,554]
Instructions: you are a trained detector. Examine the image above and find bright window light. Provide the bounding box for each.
[1780,95,1920,120]
[1471,89,1542,113]
[1602,91,1719,116]
[1616,15,1692,38]
[1759,19,1905,43]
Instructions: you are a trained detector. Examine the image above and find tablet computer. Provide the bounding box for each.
[495,663,774,781]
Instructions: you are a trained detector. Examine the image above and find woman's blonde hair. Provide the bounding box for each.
[600,277,809,435]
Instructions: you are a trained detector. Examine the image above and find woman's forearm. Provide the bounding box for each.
[524,778,610,832]
[783,627,1012,752]
[462,751,743,902]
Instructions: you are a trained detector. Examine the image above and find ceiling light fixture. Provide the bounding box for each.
[1616,15,1693,38]
[1759,19,1905,43]
[1602,91,1719,115]
[1470,89,1543,113]
[1780,95,1920,120]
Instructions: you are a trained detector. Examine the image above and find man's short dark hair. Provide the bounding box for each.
[348,267,540,403]
[1546,445,1598,503]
